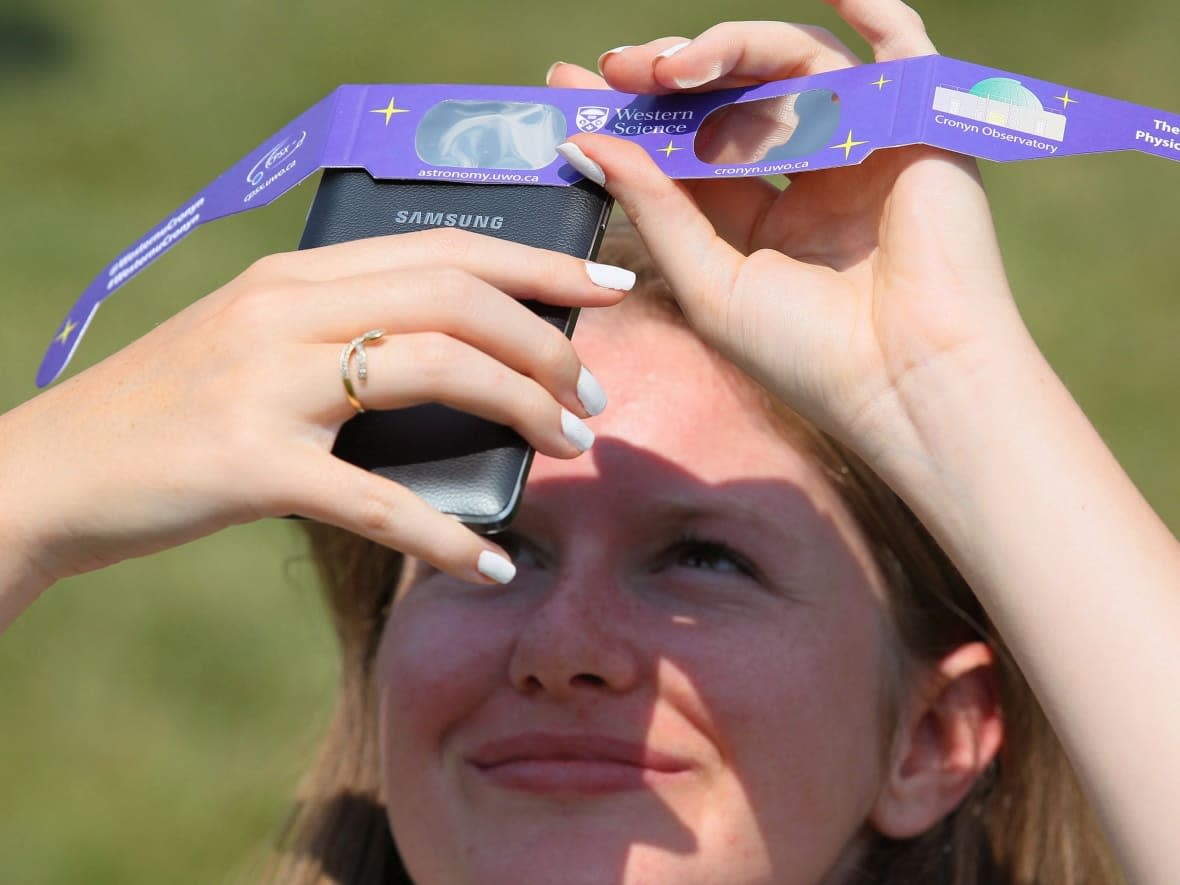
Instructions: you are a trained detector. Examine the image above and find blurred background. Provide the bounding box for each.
[1,0,1177,881]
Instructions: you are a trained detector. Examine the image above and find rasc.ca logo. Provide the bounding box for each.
[246,130,308,186]
[575,106,609,133]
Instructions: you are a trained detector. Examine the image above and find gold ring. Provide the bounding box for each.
[340,329,385,413]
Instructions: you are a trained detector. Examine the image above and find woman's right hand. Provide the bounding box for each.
[0,228,632,626]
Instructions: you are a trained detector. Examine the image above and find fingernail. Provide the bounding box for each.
[556,142,606,186]
[577,366,608,416]
[561,407,596,452]
[656,41,690,60]
[597,45,633,73]
[672,61,724,90]
[477,550,517,584]
[544,60,565,85]
[584,260,636,292]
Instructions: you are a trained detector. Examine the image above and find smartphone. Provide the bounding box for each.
[299,170,612,531]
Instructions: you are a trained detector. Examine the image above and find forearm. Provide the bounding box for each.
[0,401,62,634]
[868,323,1180,884]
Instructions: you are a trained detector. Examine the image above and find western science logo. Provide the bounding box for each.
[576,106,609,133]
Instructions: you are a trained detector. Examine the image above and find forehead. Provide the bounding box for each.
[537,303,824,493]
[521,303,884,600]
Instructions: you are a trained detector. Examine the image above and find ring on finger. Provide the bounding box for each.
[340,329,386,413]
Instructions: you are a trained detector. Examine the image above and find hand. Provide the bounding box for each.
[549,0,1032,468]
[0,229,630,596]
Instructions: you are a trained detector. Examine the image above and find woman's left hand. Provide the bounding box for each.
[549,0,1031,473]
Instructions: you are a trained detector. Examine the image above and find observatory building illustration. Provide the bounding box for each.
[933,77,1068,142]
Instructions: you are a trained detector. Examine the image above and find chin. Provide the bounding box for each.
[397,815,777,885]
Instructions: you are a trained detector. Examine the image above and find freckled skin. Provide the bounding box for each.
[378,307,895,885]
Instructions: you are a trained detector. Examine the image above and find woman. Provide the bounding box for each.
[269,222,1120,885]
[2,1,1177,882]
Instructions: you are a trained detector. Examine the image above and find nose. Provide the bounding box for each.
[507,566,644,700]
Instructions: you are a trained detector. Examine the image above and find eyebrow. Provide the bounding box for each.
[519,461,838,546]
[605,492,815,557]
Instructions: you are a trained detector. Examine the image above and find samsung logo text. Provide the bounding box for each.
[394,210,505,230]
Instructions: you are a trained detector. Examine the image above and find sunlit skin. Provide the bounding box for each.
[376,303,905,884]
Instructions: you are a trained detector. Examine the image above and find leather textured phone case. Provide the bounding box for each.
[299,170,612,531]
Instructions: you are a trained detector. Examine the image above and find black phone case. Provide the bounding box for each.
[299,170,612,531]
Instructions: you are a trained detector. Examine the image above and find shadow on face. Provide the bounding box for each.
[380,429,897,885]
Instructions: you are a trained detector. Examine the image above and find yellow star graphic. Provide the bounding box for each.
[657,140,683,158]
[370,98,411,125]
[1056,90,1078,109]
[871,74,892,90]
[830,130,868,161]
[55,319,78,346]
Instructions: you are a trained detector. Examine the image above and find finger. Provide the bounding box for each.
[281,260,605,348]
[279,451,518,585]
[823,0,937,60]
[265,265,599,417]
[595,36,694,92]
[555,135,742,336]
[249,227,635,303]
[598,23,861,94]
[312,333,597,459]
[285,269,601,419]
[546,60,608,89]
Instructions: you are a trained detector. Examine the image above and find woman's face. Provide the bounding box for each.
[377,305,898,884]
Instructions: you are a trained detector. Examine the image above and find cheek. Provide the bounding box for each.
[665,594,893,859]
[375,592,509,807]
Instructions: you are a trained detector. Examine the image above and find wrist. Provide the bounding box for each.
[0,475,58,634]
[845,313,1176,598]
[0,397,81,631]
[846,315,1062,525]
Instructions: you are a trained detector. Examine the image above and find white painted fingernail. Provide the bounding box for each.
[556,142,606,186]
[561,408,596,452]
[478,550,517,584]
[597,45,633,73]
[577,366,608,416]
[544,60,566,85]
[584,260,636,292]
[656,41,691,59]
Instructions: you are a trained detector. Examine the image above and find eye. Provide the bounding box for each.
[493,530,550,570]
[665,534,758,579]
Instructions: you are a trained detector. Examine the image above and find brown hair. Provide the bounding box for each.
[268,223,1122,885]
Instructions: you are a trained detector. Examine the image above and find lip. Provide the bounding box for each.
[468,733,693,795]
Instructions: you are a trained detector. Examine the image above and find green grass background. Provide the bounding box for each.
[1,0,1177,881]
